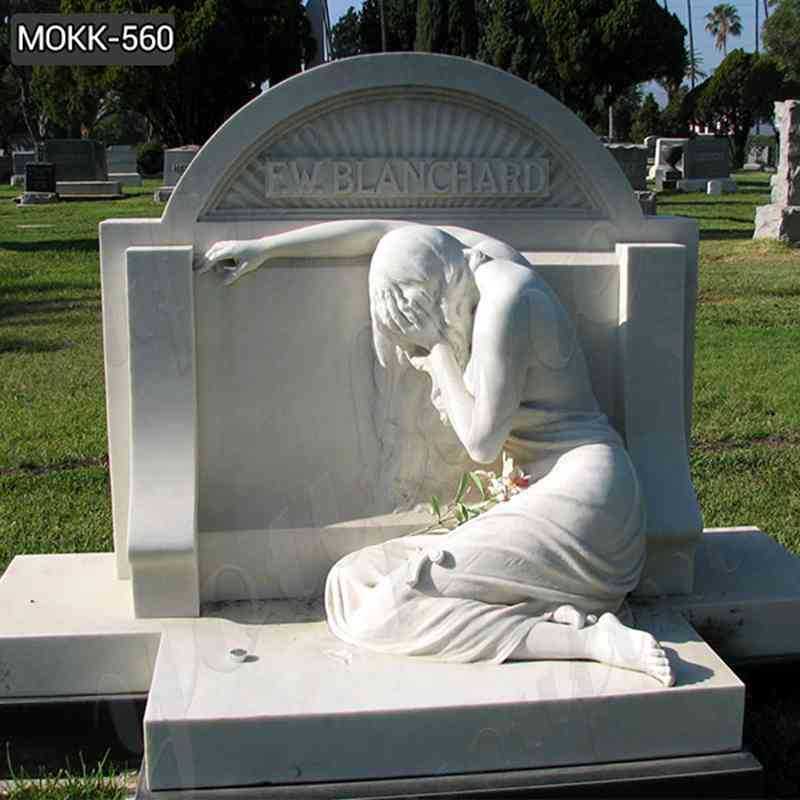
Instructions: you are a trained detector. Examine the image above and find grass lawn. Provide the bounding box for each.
[1,172,799,794]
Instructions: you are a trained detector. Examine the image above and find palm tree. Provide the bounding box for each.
[705,3,743,56]
[685,48,708,85]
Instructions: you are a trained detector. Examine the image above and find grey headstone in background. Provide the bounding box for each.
[605,144,648,190]
[163,146,200,187]
[12,150,35,175]
[682,137,730,181]
[107,145,138,174]
[37,139,108,181]
[11,150,35,184]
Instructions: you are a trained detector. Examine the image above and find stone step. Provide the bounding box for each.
[143,606,744,792]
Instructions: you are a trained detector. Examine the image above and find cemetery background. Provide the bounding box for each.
[1,170,800,796]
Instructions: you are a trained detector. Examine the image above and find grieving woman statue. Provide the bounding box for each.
[200,220,674,686]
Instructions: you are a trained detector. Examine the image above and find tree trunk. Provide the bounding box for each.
[687,0,695,88]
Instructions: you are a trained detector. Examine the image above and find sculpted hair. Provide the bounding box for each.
[369,225,476,370]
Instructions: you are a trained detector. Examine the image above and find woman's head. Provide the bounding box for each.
[369,225,478,370]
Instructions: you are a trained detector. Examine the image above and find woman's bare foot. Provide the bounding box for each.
[585,613,675,687]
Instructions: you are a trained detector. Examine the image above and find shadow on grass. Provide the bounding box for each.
[0,297,99,323]
[699,229,754,240]
[0,338,76,353]
[0,238,98,254]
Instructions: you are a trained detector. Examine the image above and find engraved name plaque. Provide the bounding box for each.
[264,158,549,199]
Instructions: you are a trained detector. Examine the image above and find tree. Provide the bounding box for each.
[685,48,708,86]
[331,7,363,57]
[694,49,787,166]
[331,0,416,57]
[477,0,558,90]
[763,0,800,82]
[630,92,662,142]
[37,0,316,147]
[528,0,687,128]
[31,65,111,138]
[704,3,742,56]
[415,0,478,56]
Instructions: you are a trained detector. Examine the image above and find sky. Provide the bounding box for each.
[324,0,767,106]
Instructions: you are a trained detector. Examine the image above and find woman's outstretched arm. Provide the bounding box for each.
[196,219,407,284]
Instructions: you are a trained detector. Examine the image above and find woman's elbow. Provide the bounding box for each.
[465,437,503,465]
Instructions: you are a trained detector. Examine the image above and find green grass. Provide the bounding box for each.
[653,173,800,554]
[1,748,134,799]
[1,170,800,794]
[0,180,162,570]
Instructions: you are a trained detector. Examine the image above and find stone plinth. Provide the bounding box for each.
[754,100,800,243]
[605,144,648,190]
[56,180,123,199]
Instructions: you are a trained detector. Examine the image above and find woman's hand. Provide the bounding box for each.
[194,239,272,285]
[379,287,446,353]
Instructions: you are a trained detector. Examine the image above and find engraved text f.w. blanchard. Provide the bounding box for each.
[264,158,549,198]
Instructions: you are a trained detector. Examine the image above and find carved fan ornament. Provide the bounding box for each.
[201,89,599,220]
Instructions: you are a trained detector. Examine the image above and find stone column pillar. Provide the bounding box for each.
[754,100,800,243]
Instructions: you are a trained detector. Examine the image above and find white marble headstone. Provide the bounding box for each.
[99,54,702,617]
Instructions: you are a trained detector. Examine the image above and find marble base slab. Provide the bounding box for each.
[10,530,800,792]
[143,605,743,791]
[677,178,737,193]
[651,527,800,663]
[56,180,123,198]
[110,172,144,187]
[2,528,800,701]
[16,192,59,205]
[135,750,763,799]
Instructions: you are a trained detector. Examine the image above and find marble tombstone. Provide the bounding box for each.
[36,139,123,198]
[9,54,800,795]
[605,143,647,190]
[154,145,200,202]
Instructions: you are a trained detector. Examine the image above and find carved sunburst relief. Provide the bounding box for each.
[202,88,598,219]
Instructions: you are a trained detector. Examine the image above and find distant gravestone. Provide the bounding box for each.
[682,137,730,181]
[163,145,199,187]
[155,145,200,202]
[754,100,800,243]
[605,144,648,190]
[644,136,657,163]
[37,139,107,181]
[11,150,35,186]
[25,162,56,193]
[107,145,143,186]
[649,137,687,185]
[107,145,137,173]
